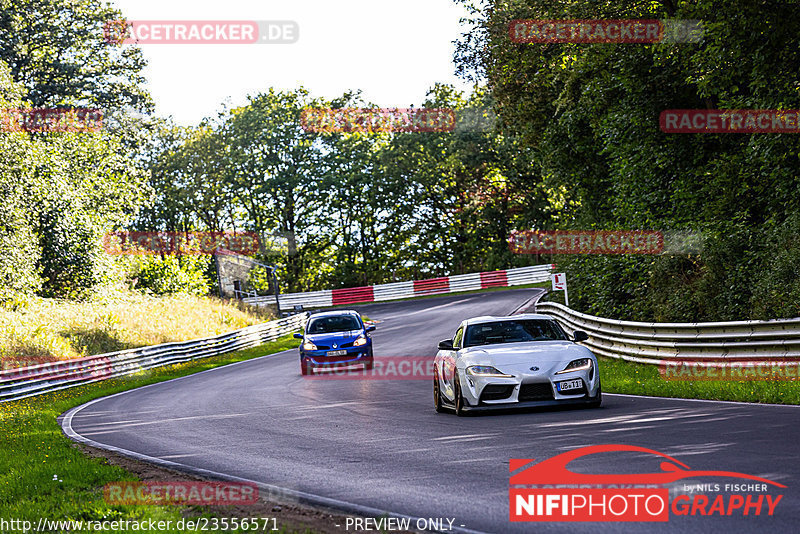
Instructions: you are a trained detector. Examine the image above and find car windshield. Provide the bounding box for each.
[307,315,361,334]
[464,320,567,347]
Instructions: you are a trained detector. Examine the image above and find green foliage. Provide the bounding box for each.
[0,0,151,300]
[140,85,553,293]
[0,0,152,114]
[0,62,43,300]
[132,256,212,296]
[17,130,150,299]
[36,205,104,298]
[455,0,800,321]
[247,265,277,294]
[750,217,800,320]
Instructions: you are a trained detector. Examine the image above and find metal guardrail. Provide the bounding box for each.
[0,313,308,403]
[245,265,554,311]
[536,301,800,365]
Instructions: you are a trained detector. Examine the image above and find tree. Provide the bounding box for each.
[0,0,152,114]
[453,0,800,320]
[0,61,41,300]
[224,88,329,292]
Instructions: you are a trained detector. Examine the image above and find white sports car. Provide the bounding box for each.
[433,314,601,415]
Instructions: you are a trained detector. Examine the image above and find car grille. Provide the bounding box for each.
[480,384,515,402]
[310,342,356,350]
[518,382,554,401]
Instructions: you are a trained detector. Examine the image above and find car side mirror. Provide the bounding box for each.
[293,333,304,339]
[573,330,588,342]
[366,325,376,333]
[438,339,454,351]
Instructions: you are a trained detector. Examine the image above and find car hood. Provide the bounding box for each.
[305,330,362,344]
[458,341,593,370]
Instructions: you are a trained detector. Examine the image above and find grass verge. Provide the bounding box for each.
[599,356,800,404]
[0,334,339,534]
[0,291,276,368]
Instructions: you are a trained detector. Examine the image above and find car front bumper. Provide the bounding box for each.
[458,366,600,408]
[301,346,373,368]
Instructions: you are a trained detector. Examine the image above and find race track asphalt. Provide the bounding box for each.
[62,288,799,533]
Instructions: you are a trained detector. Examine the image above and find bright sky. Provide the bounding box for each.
[110,0,475,126]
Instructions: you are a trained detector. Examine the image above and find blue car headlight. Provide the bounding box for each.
[353,334,367,347]
[302,340,317,351]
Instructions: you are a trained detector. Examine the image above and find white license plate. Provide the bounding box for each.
[327,350,347,357]
[557,379,583,392]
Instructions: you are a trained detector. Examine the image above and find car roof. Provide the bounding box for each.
[308,310,361,319]
[461,314,556,327]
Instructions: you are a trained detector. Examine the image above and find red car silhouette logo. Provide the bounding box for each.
[510,444,785,487]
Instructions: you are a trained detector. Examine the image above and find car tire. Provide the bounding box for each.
[364,357,374,371]
[454,374,468,417]
[301,361,312,376]
[433,369,444,413]
[587,384,602,408]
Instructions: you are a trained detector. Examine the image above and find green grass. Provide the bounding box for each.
[599,356,800,404]
[0,291,276,367]
[0,335,319,534]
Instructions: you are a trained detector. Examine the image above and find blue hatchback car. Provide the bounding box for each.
[294,310,375,375]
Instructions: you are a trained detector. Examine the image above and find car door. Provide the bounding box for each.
[440,326,463,402]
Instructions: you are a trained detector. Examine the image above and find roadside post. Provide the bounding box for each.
[551,272,569,307]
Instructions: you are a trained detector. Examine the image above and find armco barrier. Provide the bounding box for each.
[244,265,554,311]
[536,301,800,365]
[0,313,308,403]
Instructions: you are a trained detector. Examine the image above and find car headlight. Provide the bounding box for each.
[555,358,592,374]
[302,340,317,351]
[466,365,513,378]
[353,334,367,347]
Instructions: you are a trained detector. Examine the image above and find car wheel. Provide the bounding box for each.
[587,384,602,408]
[301,360,312,376]
[433,369,444,413]
[364,357,374,371]
[454,374,468,417]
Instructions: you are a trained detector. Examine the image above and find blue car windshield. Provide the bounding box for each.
[307,315,361,334]
[464,320,566,347]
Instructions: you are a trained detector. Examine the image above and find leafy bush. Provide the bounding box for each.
[132,255,211,296]
[0,63,42,301]
[750,217,800,320]
[36,204,105,298]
